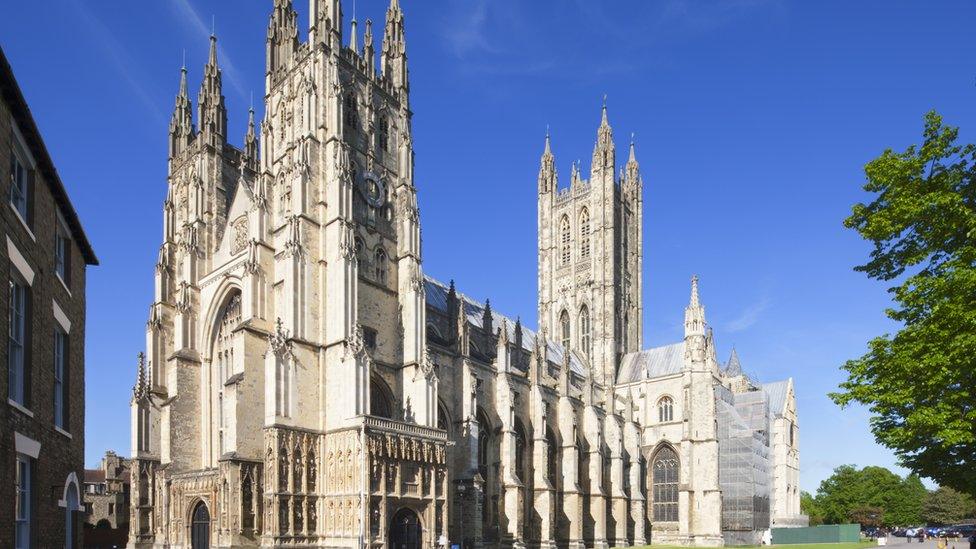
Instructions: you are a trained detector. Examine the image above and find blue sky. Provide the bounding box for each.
[2,1,974,491]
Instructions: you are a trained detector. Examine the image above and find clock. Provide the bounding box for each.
[360,172,386,208]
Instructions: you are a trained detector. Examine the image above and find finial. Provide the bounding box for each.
[211,15,215,37]
[690,275,700,307]
[600,95,609,127]
[181,48,186,71]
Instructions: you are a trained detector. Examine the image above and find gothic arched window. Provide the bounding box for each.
[560,310,571,351]
[546,427,559,488]
[579,305,591,360]
[579,208,590,260]
[514,420,528,483]
[378,115,389,151]
[370,377,393,419]
[212,292,241,462]
[374,248,388,284]
[344,93,358,130]
[559,215,571,266]
[658,396,674,423]
[652,446,679,522]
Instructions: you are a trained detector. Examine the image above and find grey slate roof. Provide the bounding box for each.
[762,379,791,417]
[423,276,586,376]
[616,342,685,384]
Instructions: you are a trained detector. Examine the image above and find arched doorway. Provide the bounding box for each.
[389,508,422,549]
[65,480,79,549]
[191,501,211,549]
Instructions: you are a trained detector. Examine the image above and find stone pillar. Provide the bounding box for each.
[532,395,556,549]
[497,380,524,548]
[606,417,628,547]
[624,420,646,546]
[558,398,584,549]
[585,407,608,549]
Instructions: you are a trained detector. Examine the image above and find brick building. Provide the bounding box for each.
[0,46,98,548]
[84,450,131,530]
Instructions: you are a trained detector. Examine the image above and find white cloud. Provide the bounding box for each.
[725,295,771,333]
[169,0,248,102]
[67,0,166,125]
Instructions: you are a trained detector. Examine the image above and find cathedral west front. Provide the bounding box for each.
[128,1,806,548]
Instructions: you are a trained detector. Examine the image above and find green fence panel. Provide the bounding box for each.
[772,524,861,544]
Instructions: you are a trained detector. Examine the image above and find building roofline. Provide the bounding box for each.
[0,46,98,265]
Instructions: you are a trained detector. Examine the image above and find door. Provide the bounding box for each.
[389,508,422,549]
[191,502,211,549]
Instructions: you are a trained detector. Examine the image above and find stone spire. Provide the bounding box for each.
[625,136,641,188]
[197,34,227,145]
[350,17,359,54]
[725,348,743,377]
[538,129,557,194]
[592,97,615,172]
[685,275,705,338]
[244,104,258,167]
[267,0,299,75]
[364,19,375,73]
[482,299,494,335]
[381,0,409,91]
[132,352,148,399]
[168,62,194,159]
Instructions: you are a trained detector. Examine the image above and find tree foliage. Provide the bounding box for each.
[922,486,975,525]
[834,111,976,496]
[801,491,825,526]
[813,465,925,526]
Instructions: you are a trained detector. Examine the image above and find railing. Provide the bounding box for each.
[361,415,448,442]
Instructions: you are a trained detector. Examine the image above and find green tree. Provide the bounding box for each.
[833,111,976,497]
[801,491,825,526]
[922,486,976,525]
[815,465,925,526]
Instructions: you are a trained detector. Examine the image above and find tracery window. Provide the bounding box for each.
[658,396,674,423]
[545,427,558,488]
[378,115,389,151]
[579,305,591,359]
[514,420,527,483]
[213,293,241,460]
[344,93,358,130]
[560,310,570,351]
[652,447,679,522]
[374,248,388,284]
[579,208,590,260]
[559,215,571,265]
[370,377,393,419]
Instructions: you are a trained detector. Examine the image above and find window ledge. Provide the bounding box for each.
[8,203,36,242]
[8,398,34,418]
[56,273,72,297]
[55,425,72,439]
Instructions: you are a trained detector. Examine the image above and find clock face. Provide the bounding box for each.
[361,172,386,208]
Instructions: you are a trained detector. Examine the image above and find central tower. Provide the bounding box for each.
[537,106,643,387]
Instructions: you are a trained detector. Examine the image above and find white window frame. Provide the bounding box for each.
[9,122,34,232]
[8,275,28,407]
[53,327,67,430]
[15,453,31,549]
[54,212,71,289]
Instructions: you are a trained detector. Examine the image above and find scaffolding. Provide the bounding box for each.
[716,385,771,544]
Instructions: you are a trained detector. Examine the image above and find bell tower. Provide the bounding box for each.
[537,104,643,387]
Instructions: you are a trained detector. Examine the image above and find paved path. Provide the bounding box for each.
[883,538,970,549]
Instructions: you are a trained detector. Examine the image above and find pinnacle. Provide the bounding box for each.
[689,275,701,308]
[628,138,637,163]
[208,33,218,67]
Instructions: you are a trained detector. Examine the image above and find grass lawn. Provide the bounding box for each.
[614,543,877,549]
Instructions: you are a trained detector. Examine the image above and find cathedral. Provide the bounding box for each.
[128,1,806,548]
